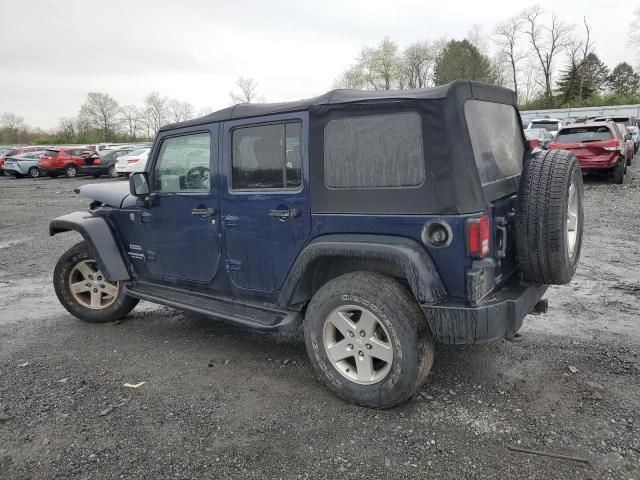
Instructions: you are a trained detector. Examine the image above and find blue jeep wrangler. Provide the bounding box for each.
[50,81,584,408]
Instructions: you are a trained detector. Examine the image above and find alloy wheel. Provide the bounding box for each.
[68,260,119,309]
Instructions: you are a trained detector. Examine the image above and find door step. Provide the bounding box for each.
[124,281,301,332]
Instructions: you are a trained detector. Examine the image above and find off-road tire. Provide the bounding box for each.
[28,166,40,178]
[65,164,78,178]
[516,150,584,285]
[54,241,138,323]
[303,272,433,408]
[611,160,625,185]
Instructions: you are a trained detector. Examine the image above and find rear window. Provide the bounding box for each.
[556,126,613,143]
[44,149,59,157]
[529,121,559,131]
[324,112,425,189]
[465,100,523,187]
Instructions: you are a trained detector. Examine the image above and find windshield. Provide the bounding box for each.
[524,129,545,140]
[128,148,148,156]
[556,126,613,143]
[529,121,560,131]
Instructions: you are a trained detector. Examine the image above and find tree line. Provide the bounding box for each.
[335,5,640,109]
[0,77,262,146]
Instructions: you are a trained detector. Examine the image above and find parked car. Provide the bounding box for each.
[627,125,639,154]
[114,148,150,175]
[50,80,583,408]
[549,122,627,184]
[527,117,564,136]
[39,147,95,178]
[592,115,637,129]
[80,147,136,178]
[2,150,47,178]
[0,146,44,174]
[615,123,635,166]
[524,128,554,151]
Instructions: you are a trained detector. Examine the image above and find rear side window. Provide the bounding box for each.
[324,112,424,189]
[556,126,613,143]
[44,149,59,157]
[232,121,302,190]
[465,100,523,187]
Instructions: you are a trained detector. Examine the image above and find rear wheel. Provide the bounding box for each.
[65,164,78,178]
[28,166,40,178]
[304,272,433,408]
[108,165,118,178]
[53,241,139,323]
[611,160,625,185]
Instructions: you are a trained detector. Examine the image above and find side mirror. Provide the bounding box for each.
[130,172,150,196]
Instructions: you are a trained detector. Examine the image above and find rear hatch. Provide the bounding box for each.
[551,125,617,159]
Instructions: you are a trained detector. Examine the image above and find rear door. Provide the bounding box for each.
[220,113,310,292]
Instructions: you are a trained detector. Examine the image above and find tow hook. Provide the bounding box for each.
[531,299,548,315]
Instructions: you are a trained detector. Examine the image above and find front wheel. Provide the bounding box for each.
[53,241,139,323]
[304,272,433,408]
[65,164,78,178]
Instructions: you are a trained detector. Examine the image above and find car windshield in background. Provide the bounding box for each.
[524,129,545,140]
[556,126,613,143]
[530,121,559,131]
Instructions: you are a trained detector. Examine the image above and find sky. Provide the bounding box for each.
[0,0,637,129]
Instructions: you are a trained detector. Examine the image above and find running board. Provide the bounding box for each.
[124,281,301,332]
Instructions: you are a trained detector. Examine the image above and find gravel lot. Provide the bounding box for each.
[1,163,639,480]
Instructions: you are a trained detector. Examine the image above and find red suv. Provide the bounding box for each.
[39,147,94,178]
[549,121,627,184]
[0,146,43,174]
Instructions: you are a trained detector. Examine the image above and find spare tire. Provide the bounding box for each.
[515,149,584,285]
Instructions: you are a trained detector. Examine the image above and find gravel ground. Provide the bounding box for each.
[0,163,639,480]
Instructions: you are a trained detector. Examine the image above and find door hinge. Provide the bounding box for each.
[225,259,242,271]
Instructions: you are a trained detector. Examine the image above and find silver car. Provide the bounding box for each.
[3,150,46,178]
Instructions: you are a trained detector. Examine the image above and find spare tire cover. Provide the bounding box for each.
[515,149,584,285]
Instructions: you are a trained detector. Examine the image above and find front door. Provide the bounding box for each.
[221,113,310,292]
[141,127,221,283]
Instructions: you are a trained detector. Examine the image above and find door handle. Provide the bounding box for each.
[269,208,299,219]
[192,207,216,217]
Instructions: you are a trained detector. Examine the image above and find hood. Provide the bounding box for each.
[74,182,131,208]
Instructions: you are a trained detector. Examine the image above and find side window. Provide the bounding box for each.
[231,121,302,190]
[154,132,211,193]
[324,113,425,189]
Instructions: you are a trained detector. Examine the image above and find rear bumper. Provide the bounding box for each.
[422,280,549,344]
[578,155,620,170]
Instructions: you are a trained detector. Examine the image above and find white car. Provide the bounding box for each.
[115,148,151,175]
[527,118,563,137]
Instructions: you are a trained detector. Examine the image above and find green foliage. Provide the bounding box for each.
[607,63,640,97]
[556,53,609,104]
[433,40,497,86]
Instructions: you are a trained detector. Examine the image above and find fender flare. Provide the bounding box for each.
[49,211,129,281]
[278,234,447,307]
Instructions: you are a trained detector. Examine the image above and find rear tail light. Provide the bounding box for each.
[127,158,139,163]
[467,215,490,259]
[603,146,621,152]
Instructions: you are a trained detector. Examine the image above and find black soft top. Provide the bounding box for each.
[161,80,516,132]
[159,81,523,214]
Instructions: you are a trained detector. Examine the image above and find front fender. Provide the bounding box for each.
[50,211,129,281]
[279,234,447,307]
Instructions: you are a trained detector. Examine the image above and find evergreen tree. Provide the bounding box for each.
[557,53,608,104]
[433,40,497,85]
[607,63,640,97]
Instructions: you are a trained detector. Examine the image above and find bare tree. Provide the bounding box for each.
[143,92,169,136]
[57,117,76,143]
[79,92,121,141]
[493,15,525,101]
[335,37,402,90]
[401,40,437,88]
[1,112,25,144]
[168,99,195,123]
[119,105,143,141]
[521,5,574,107]
[629,8,640,59]
[229,77,263,104]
